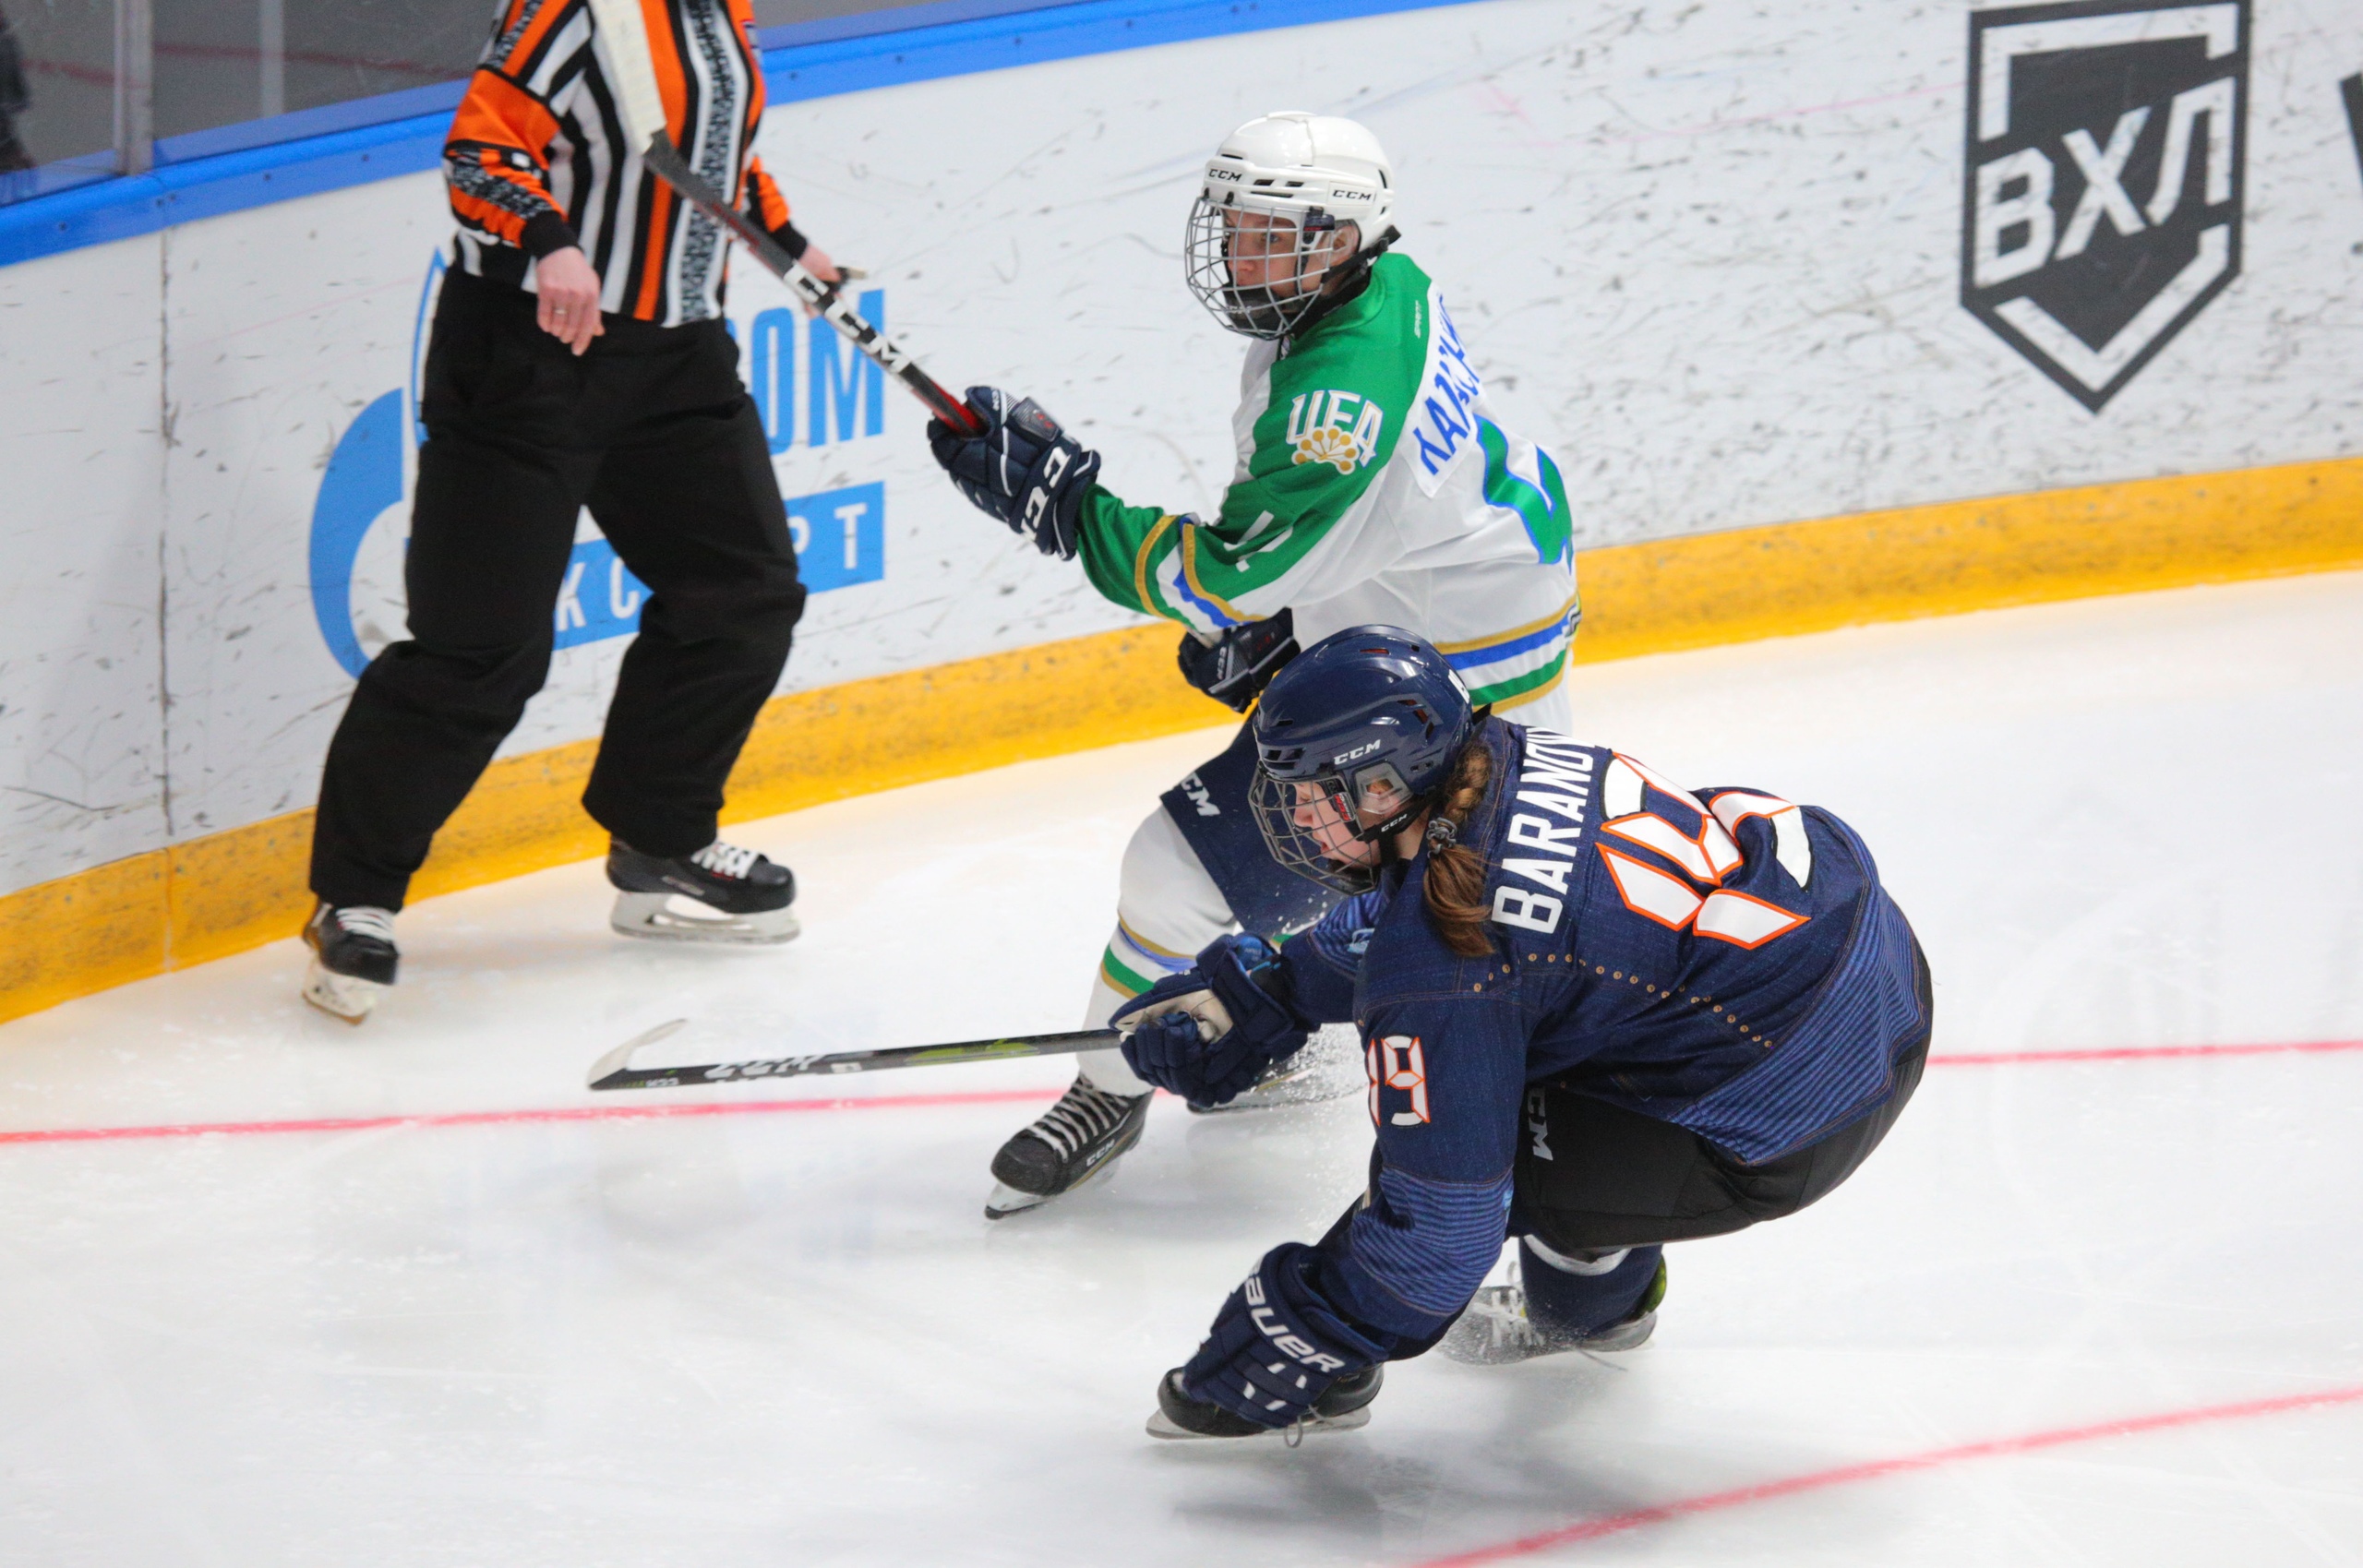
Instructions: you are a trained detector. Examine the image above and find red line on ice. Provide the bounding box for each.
[0,1086,1064,1146]
[1929,1038,2363,1066]
[1409,1384,2363,1567]
[1,1038,2356,1148]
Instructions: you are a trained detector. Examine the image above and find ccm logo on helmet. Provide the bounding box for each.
[1333,738,1382,764]
[1208,167,1242,182]
[1329,188,1372,201]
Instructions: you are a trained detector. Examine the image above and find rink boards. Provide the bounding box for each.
[3,0,2363,1018]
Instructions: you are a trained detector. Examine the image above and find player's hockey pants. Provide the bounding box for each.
[309,270,805,911]
[1509,943,1933,1253]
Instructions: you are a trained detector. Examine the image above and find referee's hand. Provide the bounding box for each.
[537,246,606,354]
[795,243,842,318]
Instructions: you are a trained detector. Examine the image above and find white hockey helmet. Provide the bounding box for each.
[1185,112,1397,340]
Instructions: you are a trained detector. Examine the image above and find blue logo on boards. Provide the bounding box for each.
[309,386,409,679]
[552,534,648,652]
[306,263,890,678]
[544,481,885,652]
[785,482,887,595]
[745,291,889,451]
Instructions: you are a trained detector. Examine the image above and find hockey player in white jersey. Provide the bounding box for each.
[928,111,1580,1215]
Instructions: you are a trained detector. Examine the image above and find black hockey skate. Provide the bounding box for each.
[301,903,399,1023]
[1441,1255,1669,1366]
[984,1076,1152,1218]
[1146,1365,1383,1441]
[607,838,799,945]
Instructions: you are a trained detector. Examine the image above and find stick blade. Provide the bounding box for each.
[588,1018,688,1090]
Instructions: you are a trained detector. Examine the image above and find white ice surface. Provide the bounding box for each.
[4,574,2361,1566]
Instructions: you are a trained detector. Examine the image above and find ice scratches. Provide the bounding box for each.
[955,126,1089,222]
[922,596,966,639]
[3,783,131,817]
[257,686,357,750]
[1134,427,1217,514]
[805,596,959,640]
[1286,49,1494,129]
[990,235,1022,287]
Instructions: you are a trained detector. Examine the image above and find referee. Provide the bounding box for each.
[302,0,828,1022]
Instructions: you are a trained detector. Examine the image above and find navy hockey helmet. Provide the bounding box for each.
[1250,625,1477,892]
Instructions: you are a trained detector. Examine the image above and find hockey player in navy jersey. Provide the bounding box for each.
[1113,627,1932,1438]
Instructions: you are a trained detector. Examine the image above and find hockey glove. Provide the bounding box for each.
[1180,1242,1388,1430]
[1178,609,1301,712]
[926,385,1102,561]
[1111,933,1311,1107]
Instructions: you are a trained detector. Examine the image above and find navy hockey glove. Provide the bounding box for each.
[926,385,1102,561]
[1180,1243,1388,1430]
[1178,609,1301,712]
[1112,933,1310,1107]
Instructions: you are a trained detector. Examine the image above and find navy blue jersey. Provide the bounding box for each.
[1278,717,1926,1345]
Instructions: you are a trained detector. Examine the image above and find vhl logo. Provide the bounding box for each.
[1962,0,2248,412]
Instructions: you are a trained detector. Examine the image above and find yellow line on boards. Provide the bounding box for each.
[0,624,1234,1025]
[4,452,2360,1025]
[1568,455,2363,663]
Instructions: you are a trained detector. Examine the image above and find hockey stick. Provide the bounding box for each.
[586,1019,1122,1091]
[581,0,982,435]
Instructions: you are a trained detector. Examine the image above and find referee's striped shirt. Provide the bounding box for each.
[445,0,800,327]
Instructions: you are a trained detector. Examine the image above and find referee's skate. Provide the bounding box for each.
[298,903,399,1023]
[606,838,801,945]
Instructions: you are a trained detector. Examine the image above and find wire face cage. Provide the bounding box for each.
[1248,758,1418,894]
[1183,197,1344,340]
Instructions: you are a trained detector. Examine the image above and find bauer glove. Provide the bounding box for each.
[926,385,1101,561]
[1111,932,1311,1107]
[1179,1243,1387,1430]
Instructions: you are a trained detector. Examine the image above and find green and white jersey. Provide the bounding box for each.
[1076,252,1578,714]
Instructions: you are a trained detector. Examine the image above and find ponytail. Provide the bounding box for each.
[1420,736,1496,959]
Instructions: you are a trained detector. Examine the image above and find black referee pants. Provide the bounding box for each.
[310,269,806,912]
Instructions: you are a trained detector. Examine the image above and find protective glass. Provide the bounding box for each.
[1183,197,1341,340]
